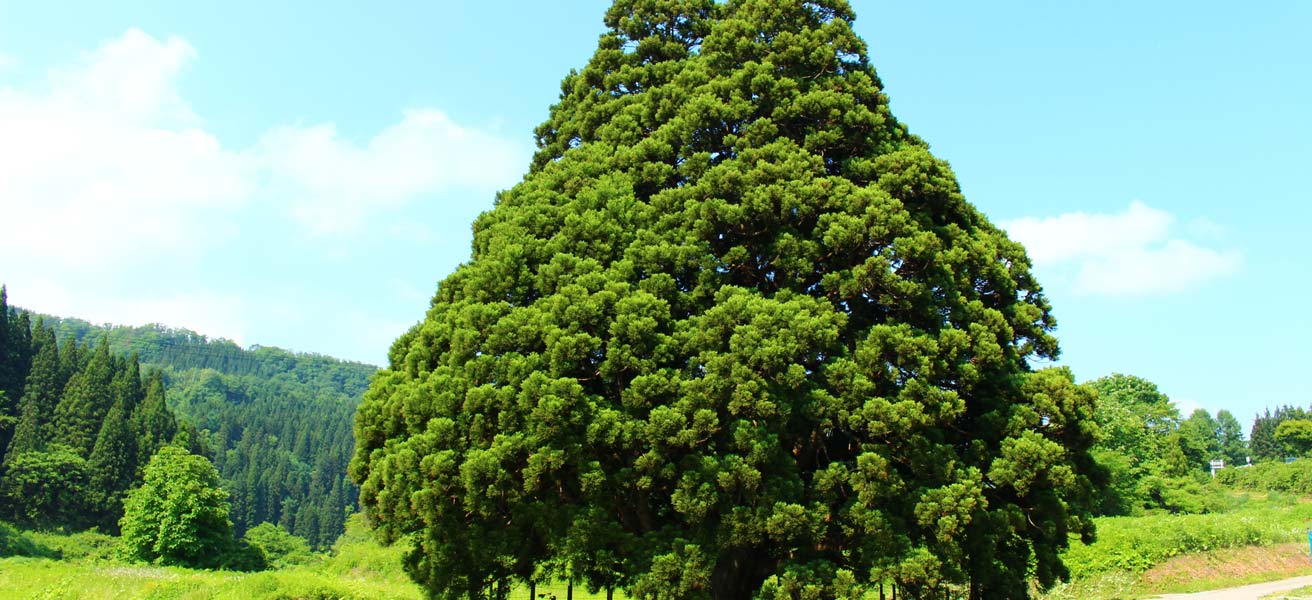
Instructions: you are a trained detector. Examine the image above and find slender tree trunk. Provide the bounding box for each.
[567,581,573,600]
[529,581,536,600]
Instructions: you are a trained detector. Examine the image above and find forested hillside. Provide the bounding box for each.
[0,289,183,533]
[0,287,377,548]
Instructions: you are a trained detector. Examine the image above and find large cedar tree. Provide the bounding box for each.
[351,1,1100,598]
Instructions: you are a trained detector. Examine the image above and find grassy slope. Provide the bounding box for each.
[1042,495,1312,599]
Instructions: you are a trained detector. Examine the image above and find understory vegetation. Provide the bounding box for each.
[0,514,631,600]
[0,514,421,600]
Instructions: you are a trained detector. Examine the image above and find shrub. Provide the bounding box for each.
[0,520,57,558]
[242,522,315,569]
[1216,459,1312,494]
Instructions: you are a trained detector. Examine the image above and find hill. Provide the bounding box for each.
[26,312,377,547]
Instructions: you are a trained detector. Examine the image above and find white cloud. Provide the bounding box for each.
[1002,202,1240,296]
[0,29,251,269]
[5,280,250,345]
[256,109,526,234]
[0,29,527,345]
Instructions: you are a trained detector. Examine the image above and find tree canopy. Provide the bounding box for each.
[353,1,1102,598]
[5,307,368,547]
[119,445,233,567]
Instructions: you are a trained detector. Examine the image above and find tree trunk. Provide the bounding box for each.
[709,549,775,600]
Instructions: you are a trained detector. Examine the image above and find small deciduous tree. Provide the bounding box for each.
[0,445,90,528]
[1275,420,1312,457]
[119,445,233,567]
[1214,410,1247,466]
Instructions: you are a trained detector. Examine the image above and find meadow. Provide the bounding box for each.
[7,488,1312,599]
[0,515,620,600]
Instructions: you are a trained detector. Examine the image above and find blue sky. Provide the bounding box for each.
[0,1,1307,427]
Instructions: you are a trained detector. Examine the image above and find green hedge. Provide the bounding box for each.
[1215,460,1312,494]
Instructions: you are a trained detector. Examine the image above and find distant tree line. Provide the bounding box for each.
[1089,372,1312,517]
[0,286,374,548]
[0,287,186,531]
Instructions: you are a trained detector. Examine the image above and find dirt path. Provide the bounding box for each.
[1153,575,1312,599]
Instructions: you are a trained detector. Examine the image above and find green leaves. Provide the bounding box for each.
[351,1,1100,598]
[119,445,233,567]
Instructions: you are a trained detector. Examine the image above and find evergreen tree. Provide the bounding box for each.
[351,1,1101,598]
[51,337,115,457]
[89,400,139,529]
[1251,406,1305,462]
[5,322,61,459]
[133,371,177,463]
[0,287,34,461]
[0,287,24,401]
[112,352,145,413]
[0,286,10,398]
[58,334,83,387]
[5,398,44,462]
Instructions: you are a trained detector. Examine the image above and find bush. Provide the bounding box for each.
[242,522,315,569]
[0,520,57,558]
[1134,475,1237,515]
[1216,459,1312,494]
[24,528,116,561]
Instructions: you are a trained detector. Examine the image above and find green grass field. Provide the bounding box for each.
[0,514,624,600]
[8,496,1311,600]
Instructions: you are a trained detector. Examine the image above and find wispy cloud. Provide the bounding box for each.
[1002,202,1240,296]
[256,110,526,234]
[0,29,527,343]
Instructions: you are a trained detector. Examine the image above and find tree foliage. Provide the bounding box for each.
[1275,420,1312,457]
[1214,410,1246,467]
[0,295,201,534]
[1251,406,1306,462]
[242,522,315,569]
[351,2,1102,598]
[3,306,368,547]
[0,445,90,528]
[120,445,233,567]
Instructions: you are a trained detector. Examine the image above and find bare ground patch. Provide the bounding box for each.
[1141,543,1312,591]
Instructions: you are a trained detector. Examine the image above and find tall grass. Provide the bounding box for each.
[0,515,621,599]
[1062,496,1312,578]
